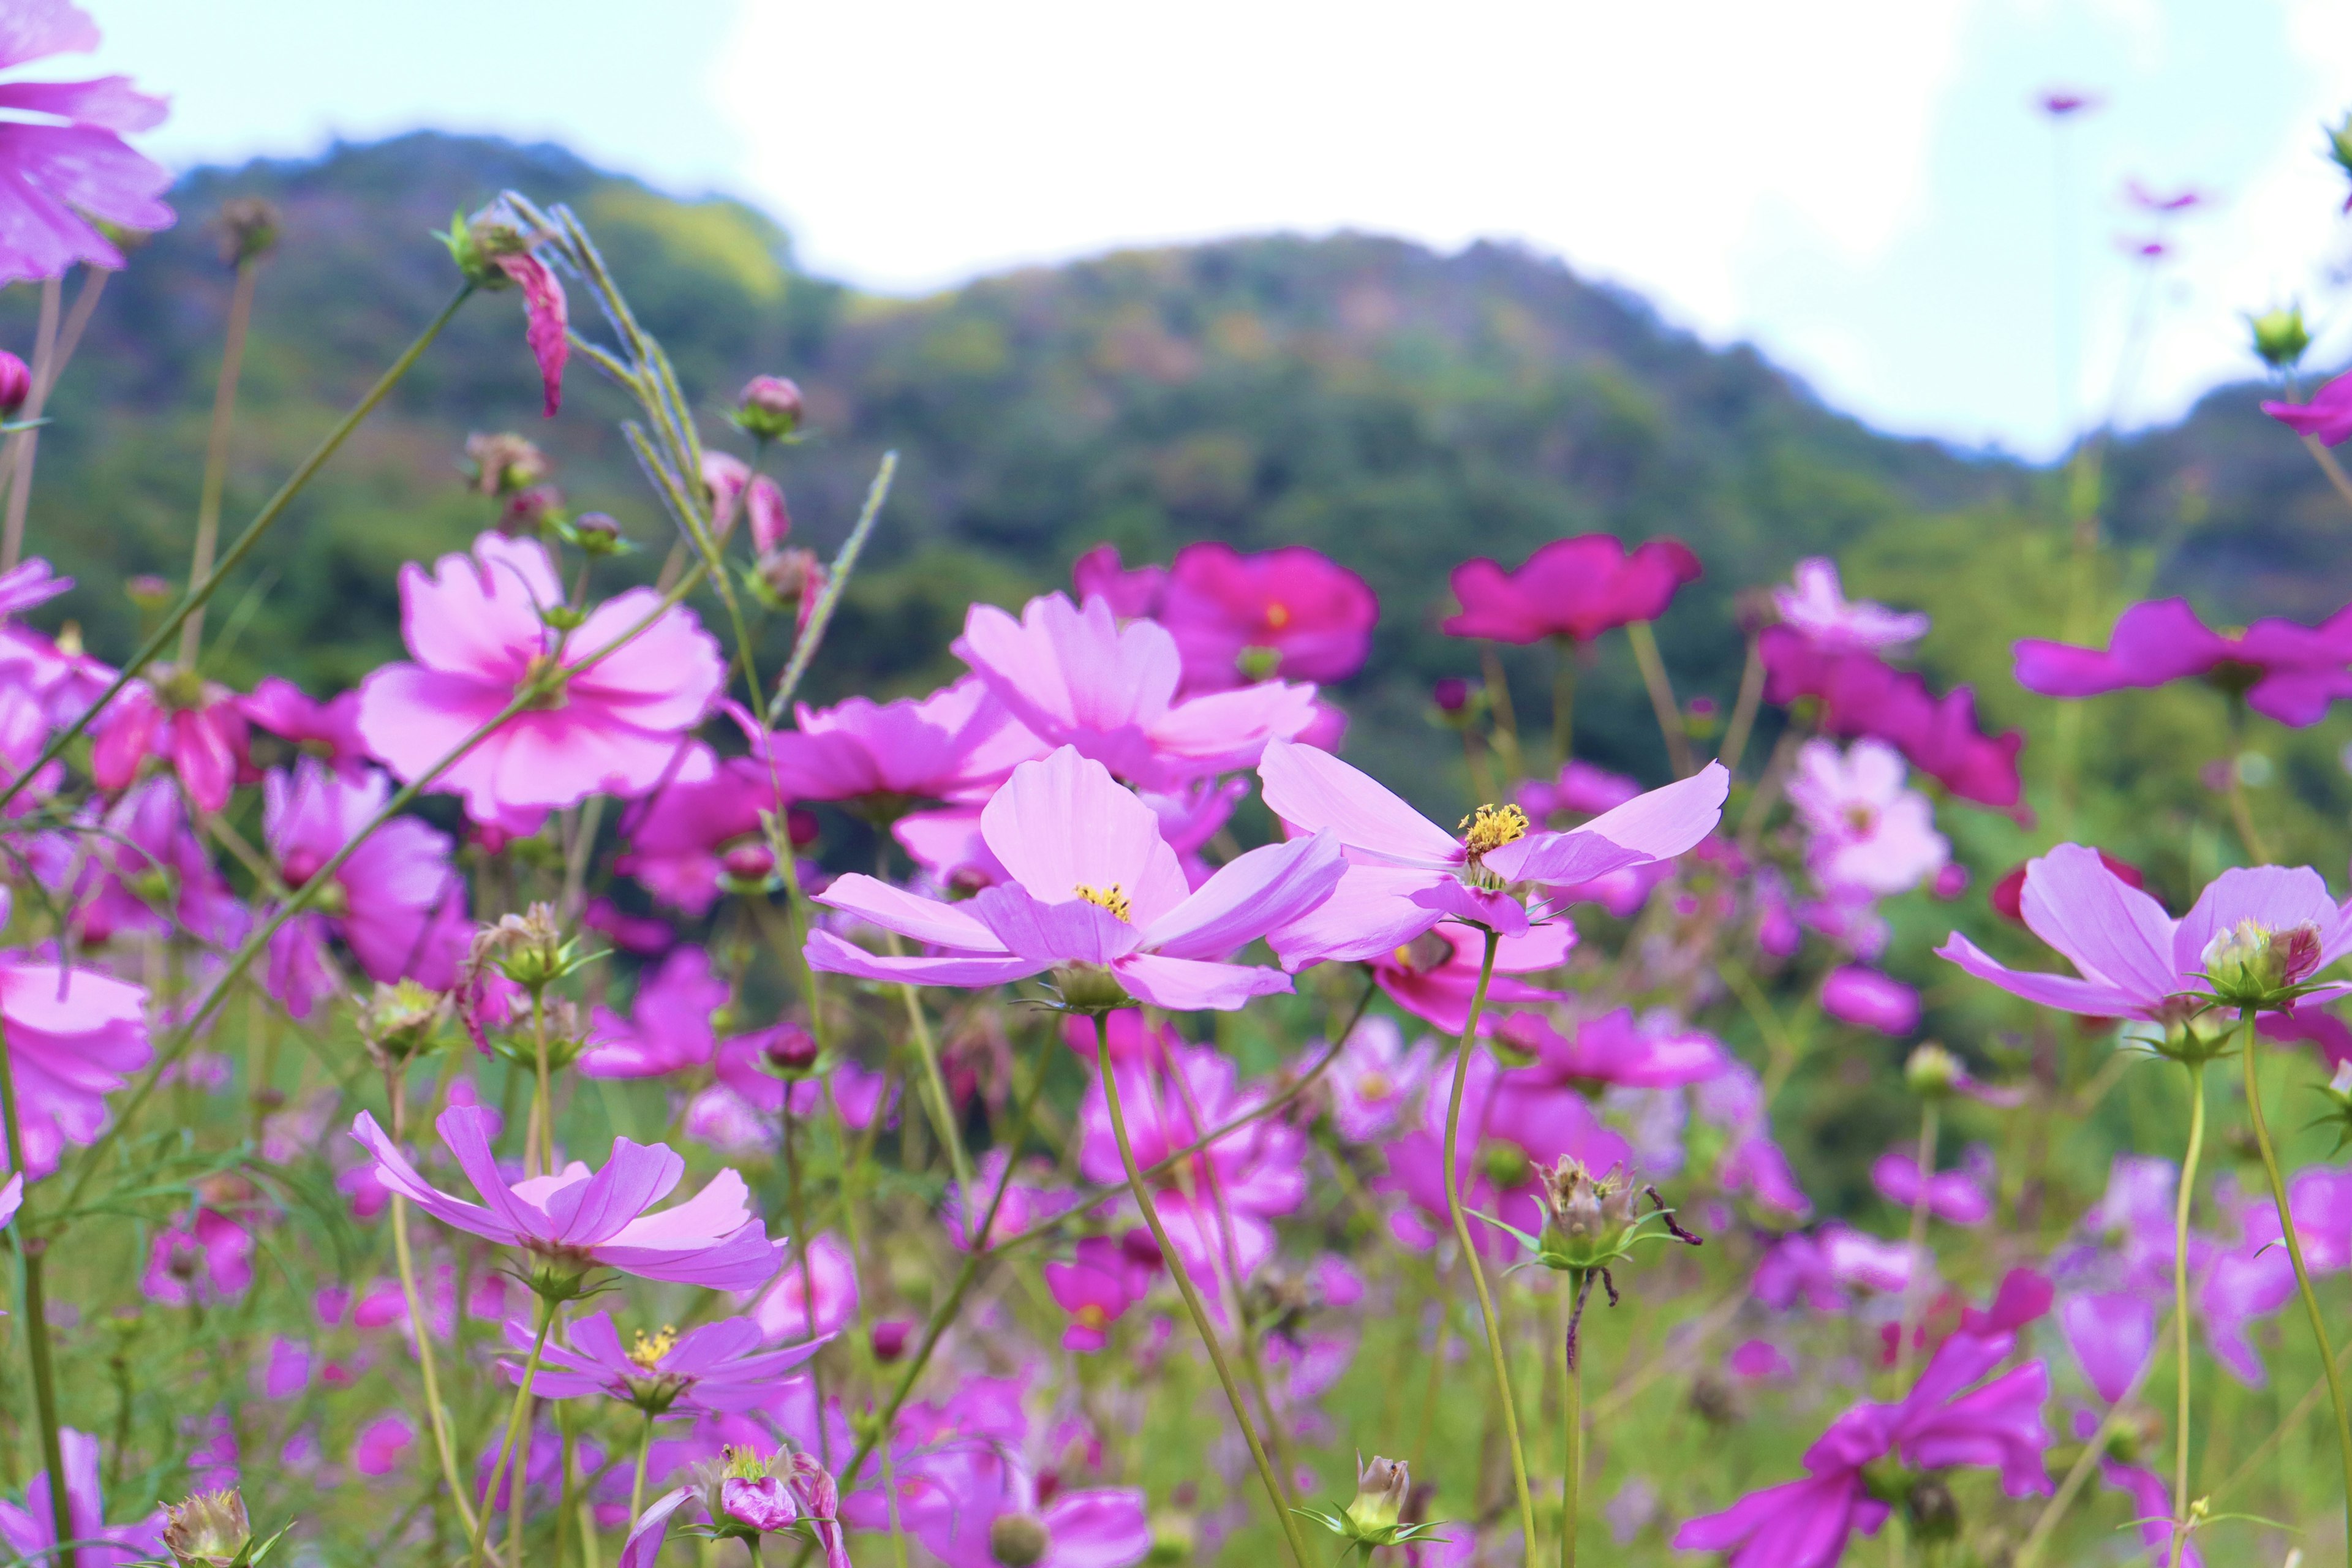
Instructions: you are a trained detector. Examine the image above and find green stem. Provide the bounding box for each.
[1478,644,1524,787]
[0,1018,74,1568]
[473,1305,555,1568]
[179,254,260,665]
[0,282,476,820]
[1548,639,1575,775]
[1623,620,1693,778]
[393,1192,480,1538]
[530,989,554,1179]
[883,935,971,1188]
[2239,1007,2352,1562]
[1439,928,1537,1568]
[1095,1014,1311,1568]
[629,1409,653,1520]
[1891,1100,1940,1392]
[1558,1283,1585,1568]
[1717,636,1765,775]
[2168,1059,2206,1568]
[2222,702,2271,865]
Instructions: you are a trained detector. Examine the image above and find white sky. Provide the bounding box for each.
[70,0,2352,458]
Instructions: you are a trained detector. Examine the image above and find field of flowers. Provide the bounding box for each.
[10,5,2352,1568]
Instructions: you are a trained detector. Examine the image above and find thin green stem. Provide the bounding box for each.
[1891,1100,1940,1393]
[2239,1006,2352,1562]
[2222,703,2271,864]
[179,254,261,665]
[530,988,554,1179]
[2168,1059,2206,1567]
[0,282,476,820]
[629,1410,654,1519]
[473,1306,555,1568]
[392,1192,480,1538]
[0,1018,72,1568]
[1095,1014,1311,1568]
[1624,620,1694,778]
[1439,928,1537,1568]
[1558,1283,1585,1568]
[1478,644,1524,787]
[1717,636,1765,774]
[883,935,971,1189]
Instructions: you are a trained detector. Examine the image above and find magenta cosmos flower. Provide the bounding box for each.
[2014,598,2352,726]
[805,745,1345,1012]
[1820,965,1920,1036]
[0,1,174,287]
[1156,542,1378,691]
[954,592,1320,790]
[1760,629,2024,810]
[616,745,782,914]
[760,675,1043,813]
[357,532,726,825]
[350,1105,783,1292]
[87,669,249,813]
[1871,1145,1994,1226]
[578,944,728,1079]
[2264,369,2352,446]
[1673,1301,2051,1567]
[1442,533,1700,644]
[502,1311,821,1415]
[1938,845,2352,1022]
[1259,740,1727,964]
[914,1449,1150,1568]
[1373,923,1567,1035]
[0,949,147,1176]
[1071,543,1167,619]
[262,760,467,1016]
[0,1428,161,1567]
[240,676,370,779]
[1495,1006,1728,1090]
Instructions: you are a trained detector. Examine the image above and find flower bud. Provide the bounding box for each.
[1344,1455,1409,1538]
[0,350,30,417]
[1432,677,1471,713]
[2249,304,2313,371]
[567,512,624,555]
[216,198,280,266]
[762,1024,821,1077]
[464,432,549,497]
[1120,1226,1164,1272]
[127,573,175,611]
[988,1512,1052,1567]
[2199,918,2323,1008]
[720,841,777,883]
[734,375,805,441]
[1536,1156,1636,1270]
[758,546,827,618]
[1903,1042,1959,1099]
[499,483,564,537]
[163,1488,252,1567]
[869,1319,912,1362]
[357,979,447,1068]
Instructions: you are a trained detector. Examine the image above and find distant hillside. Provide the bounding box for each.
[7,130,2334,817]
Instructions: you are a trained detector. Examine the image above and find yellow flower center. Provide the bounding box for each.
[1357,1071,1392,1102]
[628,1325,679,1370]
[1074,883,1133,922]
[1264,601,1292,630]
[1074,1303,1109,1330]
[1458,803,1529,858]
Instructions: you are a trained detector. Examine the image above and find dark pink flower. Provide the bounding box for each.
[488,248,567,417]
[1515,760,1641,821]
[1673,1303,2051,1567]
[1820,965,1920,1035]
[2060,1289,2155,1404]
[239,677,370,779]
[1070,543,1166,619]
[2015,598,2352,725]
[1156,541,1378,691]
[615,745,781,915]
[1322,1015,1438,1144]
[956,592,1321,789]
[2261,369,2352,446]
[36,778,244,946]
[141,1204,253,1307]
[0,1428,162,1566]
[1497,1006,1728,1090]
[351,1414,415,1478]
[1759,628,2024,810]
[356,532,726,824]
[1372,923,1568,1035]
[88,668,249,813]
[702,451,790,552]
[349,1106,783,1291]
[1442,534,1700,644]
[0,1,174,286]
[578,944,729,1079]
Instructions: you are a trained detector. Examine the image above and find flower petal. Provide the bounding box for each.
[1257,740,1460,869]
[1140,829,1346,960]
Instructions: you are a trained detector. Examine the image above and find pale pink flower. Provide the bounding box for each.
[1787,739,1947,897]
[1771,558,1929,652]
[0,0,174,286]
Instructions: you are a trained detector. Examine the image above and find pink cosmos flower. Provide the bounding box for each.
[0,952,148,1177]
[351,1414,415,1478]
[954,592,1321,789]
[615,746,781,914]
[1820,965,1920,1035]
[1156,542,1378,691]
[578,945,729,1079]
[805,745,1345,1012]
[239,677,370,778]
[349,1106,783,1291]
[0,558,68,617]
[1673,1302,2051,1567]
[1771,559,1929,652]
[1496,1006,1728,1090]
[504,1311,820,1413]
[141,1205,254,1306]
[1045,1235,1145,1351]
[747,1232,862,1343]
[1078,1042,1307,1282]
[489,241,567,418]
[0,1,174,286]
[2060,1289,2156,1404]
[1371,922,1569,1034]
[0,1428,162,1567]
[88,669,249,813]
[1070,543,1166,619]
[1322,1015,1438,1143]
[1442,534,1700,644]
[1871,1145,1995,1226]
[1753,1226,1922,1311]
[261,760,466,1016]
[1787,739,1948,897]
[2014,598,2352,726]
[941,1149,1078,1252]
[1259,740,1727,964]
[914,1452,1150,1568]
[37,778,244,946]
[621,1451,850,1568]
[1515,759,1641,822]
[356,532,726,825]
[1939,847,2352,1022]
[760,676,1043,811]
[1697,1065,1814,1218]
[2264,369,2352,446]
[2092,1436,2201,1568]
[1759,628,2024,810]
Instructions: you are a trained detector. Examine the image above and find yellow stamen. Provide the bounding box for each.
[1264,601,1292,630]
[1457,802,1529,858]
[1074,1303,1109,1330]
[1074,883,1133,922]
[628,1325,679,1370]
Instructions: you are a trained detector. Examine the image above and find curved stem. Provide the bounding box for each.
[2239,1006,2352,1560]
[2222,703,2271,864]
[2168,1059,2206,1568]
[1095,1014,1312,1568]
[472,1305,556,1568]
[1717,636,1765,774]
[1439,927,1537,1567]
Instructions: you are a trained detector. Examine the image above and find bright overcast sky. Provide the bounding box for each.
[74,0,2352,458]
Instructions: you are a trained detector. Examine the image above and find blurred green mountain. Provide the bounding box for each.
[6,130,2343,826]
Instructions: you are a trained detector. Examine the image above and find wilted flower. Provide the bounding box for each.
[214,197,277,265]
[160,1487,284,1568]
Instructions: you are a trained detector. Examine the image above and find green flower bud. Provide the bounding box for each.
[164,1489,252,1567]
[2248,304,2312,370]
[988,1512,1051,1566]
[1903,1042,1960,1099]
